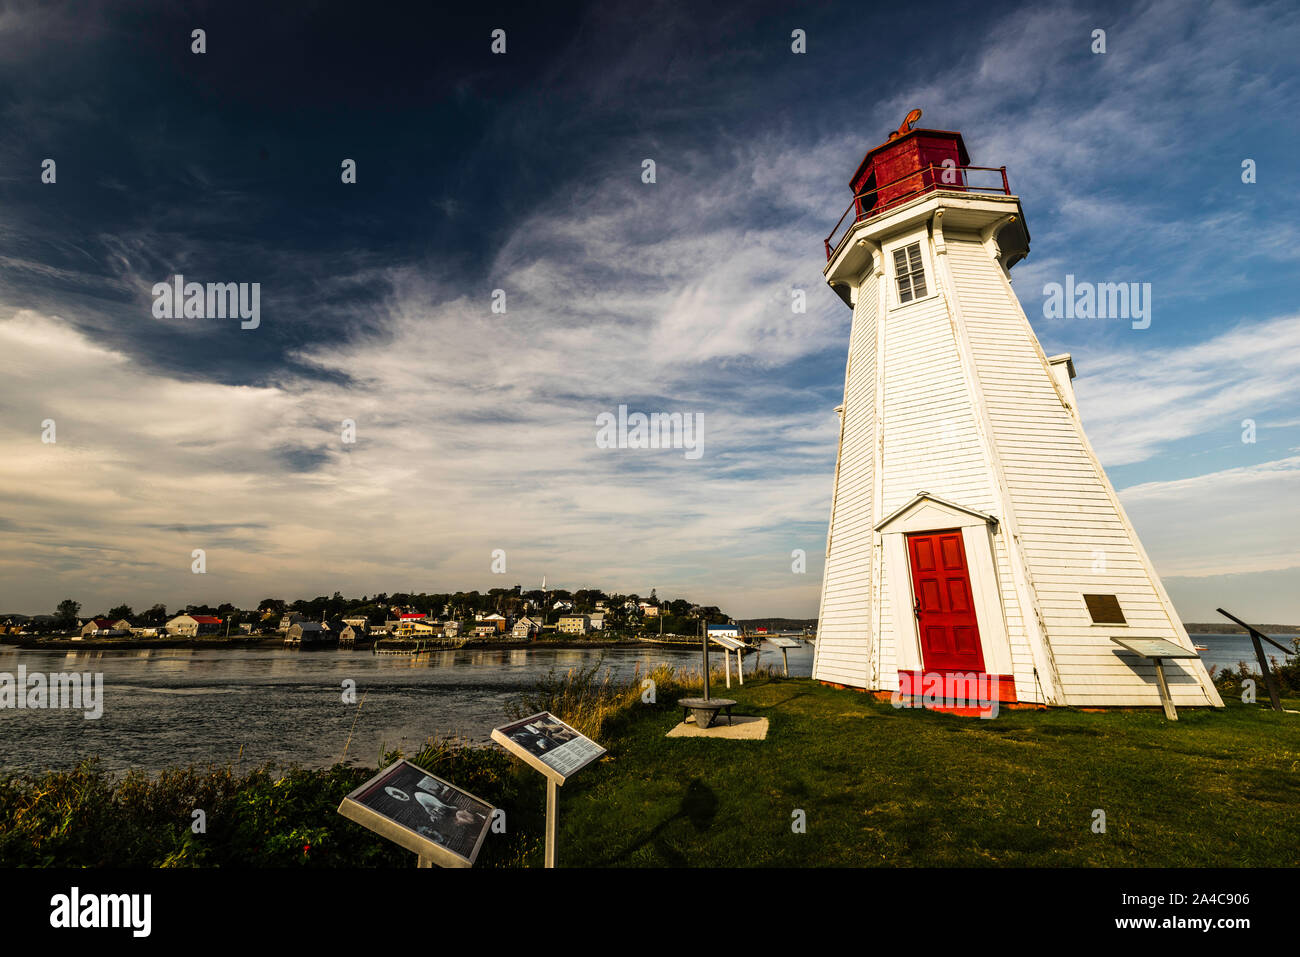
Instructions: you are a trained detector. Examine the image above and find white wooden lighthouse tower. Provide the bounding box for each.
[812,112,1221,709]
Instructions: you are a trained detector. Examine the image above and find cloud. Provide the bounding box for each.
[0,0,1297,624]
[1120,455,1300,578]
[1071,314,1300,465]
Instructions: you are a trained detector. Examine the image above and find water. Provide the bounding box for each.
[1191,632,1296,675]
[0,642,815,775]
[0,635,1285,776]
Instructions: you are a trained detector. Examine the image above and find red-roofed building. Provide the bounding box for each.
[79,617,127,638]
[165,614,224,637]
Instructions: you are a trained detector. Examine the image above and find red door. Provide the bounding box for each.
[907,529,985,673]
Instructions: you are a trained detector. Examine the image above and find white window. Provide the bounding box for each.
[893,242,927,303]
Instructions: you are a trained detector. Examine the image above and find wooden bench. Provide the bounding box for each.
[677,697,738,729]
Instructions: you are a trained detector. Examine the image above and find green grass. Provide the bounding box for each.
[545,675,1300,867]
[3,666,1296,867]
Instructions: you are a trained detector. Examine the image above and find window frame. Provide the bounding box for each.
[1082,593,1128,626]
[884,234,938,310]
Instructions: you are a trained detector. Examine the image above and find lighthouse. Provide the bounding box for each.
[812,112,1222,710]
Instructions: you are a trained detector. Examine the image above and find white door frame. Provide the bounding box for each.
[875,492,1013,681]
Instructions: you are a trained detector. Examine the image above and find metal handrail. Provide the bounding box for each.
[824,164,1010,260]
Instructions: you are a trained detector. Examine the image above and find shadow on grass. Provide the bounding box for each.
[754,689,813,710]
[591,778,718,866]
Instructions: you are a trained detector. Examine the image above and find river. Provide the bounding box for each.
[0,642,814,775]
[0,633,1288,776]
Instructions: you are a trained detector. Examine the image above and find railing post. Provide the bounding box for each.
[1001,166,1009,194]
[1217,607,1288,711]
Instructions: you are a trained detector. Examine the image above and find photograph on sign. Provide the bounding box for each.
[492,711,606,782]
[765,636,801,649]
[338,759,494,867]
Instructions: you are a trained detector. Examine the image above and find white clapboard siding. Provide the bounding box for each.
[813,270,879,687]
[945,236,1218,706]
[815,189,1219,709]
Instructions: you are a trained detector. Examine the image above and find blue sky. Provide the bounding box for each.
[1,0,1298,621]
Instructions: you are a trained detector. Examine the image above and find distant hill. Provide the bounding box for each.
[1183,622,1299,635]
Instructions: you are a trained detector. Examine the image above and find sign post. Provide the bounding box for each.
[1110,637,1203,721]
[710,634,747,688]
[766,636,801,676]
[545,779,558,869]
[492,711,606,868]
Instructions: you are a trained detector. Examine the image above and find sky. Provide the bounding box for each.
[1,0,1298,621]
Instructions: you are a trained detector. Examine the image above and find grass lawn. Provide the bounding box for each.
[544,676,1300,867]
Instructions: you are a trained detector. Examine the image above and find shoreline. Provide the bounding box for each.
[1,635,720,653]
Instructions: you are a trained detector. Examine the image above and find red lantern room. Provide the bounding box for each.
[850,109,971,215]
[824,109,1017,263]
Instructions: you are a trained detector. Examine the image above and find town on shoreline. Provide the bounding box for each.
[1,586,816,651]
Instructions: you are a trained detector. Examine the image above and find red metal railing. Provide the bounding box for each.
[824,164,1010,260]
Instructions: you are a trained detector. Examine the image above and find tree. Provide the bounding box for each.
[143,603,168,625]
[257,598,286,618]
[107,604,134,621]
[55,599,80,626]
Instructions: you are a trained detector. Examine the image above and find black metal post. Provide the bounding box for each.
[1216,608,1287,712]
[701,618,710,701]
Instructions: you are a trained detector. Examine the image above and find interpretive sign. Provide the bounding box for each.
[491,711,606,785]
[337,759,494,868]
[710,634,748,686]
[492,711,606,868]
[764,635,801,676]
[1110,637,1199,659]
[765,636,801,649]
[1110,637,1201,721]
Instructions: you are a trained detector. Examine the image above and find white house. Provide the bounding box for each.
[512,616,540,639]
[165,614,223,637]
[812,115,1221,710]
